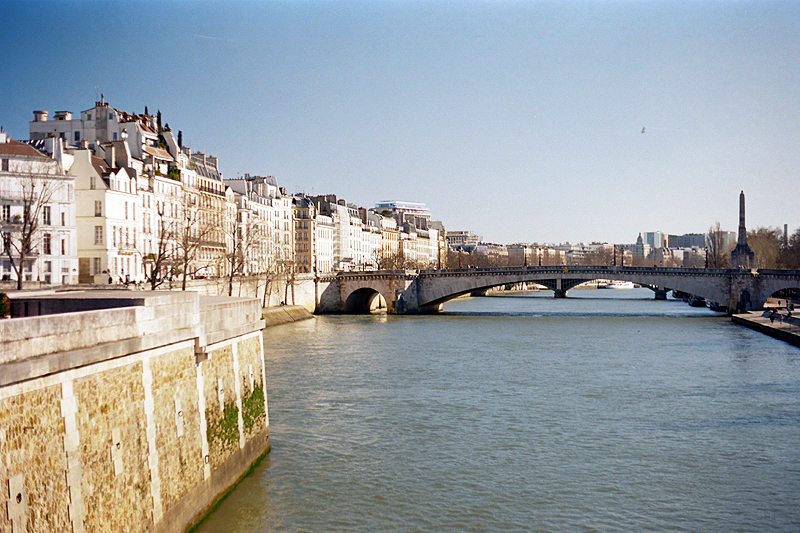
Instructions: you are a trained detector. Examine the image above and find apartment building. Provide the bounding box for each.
[0,132,78,286]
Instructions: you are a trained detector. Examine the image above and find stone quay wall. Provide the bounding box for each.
[0,291,268,533]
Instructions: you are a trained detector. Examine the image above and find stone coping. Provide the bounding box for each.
[0,291,265,386]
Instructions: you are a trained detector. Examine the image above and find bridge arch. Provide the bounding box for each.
[317,271,412,314]
[343,287,386,313]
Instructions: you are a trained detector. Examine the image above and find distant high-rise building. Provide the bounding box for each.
[373,200,431,228]
[645,231,665,249]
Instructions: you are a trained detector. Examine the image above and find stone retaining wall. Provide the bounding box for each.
[0,291,268,533]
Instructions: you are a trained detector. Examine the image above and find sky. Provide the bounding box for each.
[1,0,798,245]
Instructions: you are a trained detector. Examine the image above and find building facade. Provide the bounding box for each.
[0,133,78,286]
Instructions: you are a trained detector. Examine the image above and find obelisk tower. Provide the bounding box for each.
[730,190,755,268]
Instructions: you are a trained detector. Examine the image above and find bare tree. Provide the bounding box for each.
[576,247,614,266]
[445,249,497,268]
[174,191,217,290]
[779,227,800,269]
[141,202,175,290]
[747,226,783,269]
[1,162,62,290]
[224,210,266,297]
[706,221,731,268]
[373,247,407,270]
[256,223,283,307]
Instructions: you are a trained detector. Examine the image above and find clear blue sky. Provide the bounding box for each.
[2,0,798,244]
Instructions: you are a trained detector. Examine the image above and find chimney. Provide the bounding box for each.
[53,136,64,165]
[33,110,48,122]
[105,143,116,169]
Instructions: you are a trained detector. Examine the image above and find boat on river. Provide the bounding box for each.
[601,281,635,289]
[688,295,707,307]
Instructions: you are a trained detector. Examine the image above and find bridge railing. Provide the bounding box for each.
[418,266,734,277]
[319,266,800,281]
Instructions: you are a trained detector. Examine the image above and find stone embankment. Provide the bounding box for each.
[262,305,314,327]
[732,308,800,348]
[0,290,270,533]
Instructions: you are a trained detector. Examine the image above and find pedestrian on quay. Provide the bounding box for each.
[770,309,776,323]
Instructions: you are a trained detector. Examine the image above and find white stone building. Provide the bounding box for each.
[0,133,78,286]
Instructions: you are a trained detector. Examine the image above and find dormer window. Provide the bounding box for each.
[87,113,92,120]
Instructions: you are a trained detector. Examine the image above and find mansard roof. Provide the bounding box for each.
[91,156,111,177]
[194,159,222,181]
[143,146,173,160]
[1,139,49,159]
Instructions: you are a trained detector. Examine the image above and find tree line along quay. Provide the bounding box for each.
[1,99,799,302]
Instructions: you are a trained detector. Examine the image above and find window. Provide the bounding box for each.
[44,261,51,273]
[61,211,65,226]
[43,233,51,255]
[124,202,128,220]
[93,257,101,275]
[74,131,80,142]
[113,132,117,140]
[90,176,96,189]
[2,205,9,222]
[112,226,116,247]
[43,206,51,225]
[61,239,66,255]
[87,113,92,120]
[94,226,103,245]
[2,159,9,172]
[95,200,102,217]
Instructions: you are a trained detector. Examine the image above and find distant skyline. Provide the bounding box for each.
[1,0,798,245]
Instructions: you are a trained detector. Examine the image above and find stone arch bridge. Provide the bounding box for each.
[316,266,800,314]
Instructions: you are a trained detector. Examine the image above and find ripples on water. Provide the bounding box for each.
[196,289,800,532]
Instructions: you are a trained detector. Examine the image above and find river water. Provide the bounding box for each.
[195,289,800,532]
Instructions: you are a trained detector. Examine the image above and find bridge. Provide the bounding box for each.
[316,266,800,314]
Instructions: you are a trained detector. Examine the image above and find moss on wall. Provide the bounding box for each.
[241,379,266,435]
[206,401,239,456]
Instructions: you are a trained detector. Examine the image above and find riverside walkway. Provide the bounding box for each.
[732,309,800,348]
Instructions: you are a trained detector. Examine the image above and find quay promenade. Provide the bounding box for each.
[732,308,800,348]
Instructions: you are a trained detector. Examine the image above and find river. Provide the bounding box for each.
[195,288,800,532]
